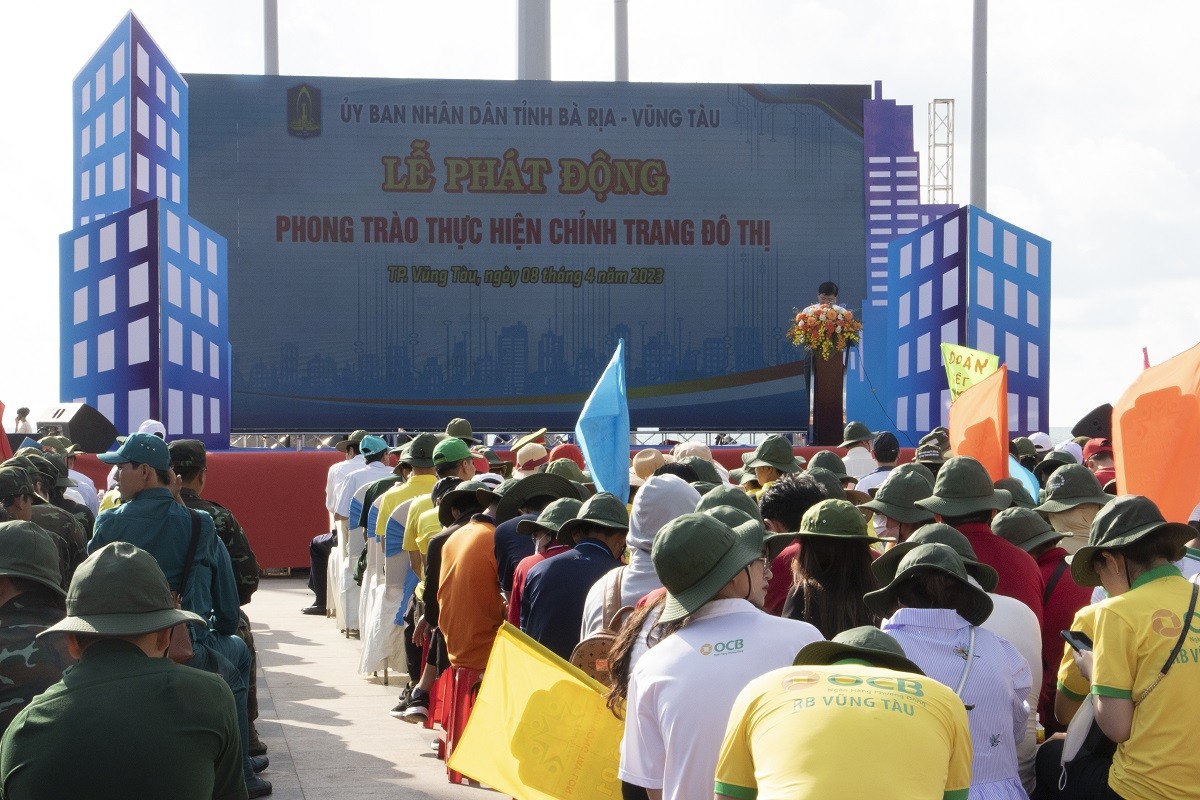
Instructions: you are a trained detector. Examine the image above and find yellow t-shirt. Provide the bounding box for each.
[414,506,443,555]
[372,474,437,543]
[401,496,434,554]
[1056,603,1101,702]
[98,489,122,513]
[715,663,971,800]
[1090,565,1200,800]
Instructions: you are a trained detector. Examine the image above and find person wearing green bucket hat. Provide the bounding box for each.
[519,493,628,660]
[1048,495,1200,800]
[992,507,1092,738]
[873,543,1032,800]
[508,497,584,627]
[860,465,936,545]
[0,542,244,800]
[616,513,821,800]
[756,473,832,615]
[915,455,1045,622]
[839,420,879,480]
[765,499,883,638]
[743,434,802,498]
[1032,463,1114,558]
[714,627,973,800]
[807,450,854,487]
[0,520,71,734]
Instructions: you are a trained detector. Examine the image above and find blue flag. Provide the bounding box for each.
[575,340,630,502]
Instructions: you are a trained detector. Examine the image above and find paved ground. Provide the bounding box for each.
[249,576,490,799]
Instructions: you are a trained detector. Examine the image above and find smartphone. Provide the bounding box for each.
[1061,630,1094,652]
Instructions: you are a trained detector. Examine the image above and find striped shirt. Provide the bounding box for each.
[883,608,1031,800]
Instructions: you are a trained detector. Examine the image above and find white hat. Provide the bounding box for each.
[136,419,166,438]
[1028,432,1053,452]
[1053,440,1083,464]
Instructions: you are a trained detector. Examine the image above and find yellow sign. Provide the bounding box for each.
[941,343,1000,400]
[447,623,623,799]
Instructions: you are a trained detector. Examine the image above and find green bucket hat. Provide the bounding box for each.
[652,513,762,623]
[690,481,719,496]
[992,507,1063,553]
[677,455,721,485]
[994,477,1036,510]
[864,543,994,626]
[398,432,438,468]
[37,436,74,456]
[497,473,583,523]
[517,497,584,538]
[0,465,34,498]
[797,499,880,540]
[438,480,491,526]
[871,523,999,592]
[803,467,847,501]
[1069,495,1194,587]
[744,434,801,474]
[914,456,1011,517]
[336,429,369,452]
[1011,437,1036,460]
[694,483,763,522]
[445,417,481,445]
[33,452,76,489]
[807,450,849,481]
[1032,464,1114,514]
[0,520,67,596]
[475,477,521,514]
[558,492,630,540]
[839,421,877,448]
[40,542,206,638]
[860,469,936,524]
[793,626,924,675]
[545,458,590,485]
[168,439,207,472]
[702,506,767,551]
[731,468,758,487]
[1033,450,1075,483]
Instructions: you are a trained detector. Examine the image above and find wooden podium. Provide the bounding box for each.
[811,351,844,446]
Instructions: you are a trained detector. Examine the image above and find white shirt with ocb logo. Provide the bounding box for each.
[620,598,822,800]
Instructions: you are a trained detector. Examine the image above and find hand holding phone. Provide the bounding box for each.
[1061,630,1093,652]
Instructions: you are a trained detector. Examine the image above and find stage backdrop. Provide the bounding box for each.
[185,77,870,431]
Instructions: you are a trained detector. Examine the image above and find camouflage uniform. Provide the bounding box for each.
[29,503,85,584]
[0,590,72,733]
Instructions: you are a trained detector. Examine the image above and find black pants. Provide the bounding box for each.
[1034,739,1124,800]
[307,531,337,606]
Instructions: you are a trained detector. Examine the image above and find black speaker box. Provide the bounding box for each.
[36,403,119,453]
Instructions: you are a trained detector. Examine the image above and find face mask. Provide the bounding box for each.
[1049,505,1097,536]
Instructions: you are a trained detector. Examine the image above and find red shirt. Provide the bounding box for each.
[954,522,1045,622]
[1036,546,1093,733]
[765,541,800,616]
[506,545,571,625]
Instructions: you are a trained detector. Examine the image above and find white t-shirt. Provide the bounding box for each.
[325,455,363,514]
[619,598,822,800]
[979,587,1041,795]
[841,446,877,481]
[68,469,100,516]
[333,461,392,520]
[853,465,894,495]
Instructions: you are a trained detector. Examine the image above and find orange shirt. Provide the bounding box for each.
[437,519,505,670]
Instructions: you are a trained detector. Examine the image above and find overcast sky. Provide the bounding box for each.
[2,1,1196,433]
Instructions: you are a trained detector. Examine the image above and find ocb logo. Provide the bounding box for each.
[700,639,744,656]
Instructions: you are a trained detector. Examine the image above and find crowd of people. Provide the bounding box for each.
[0,415,1197,799]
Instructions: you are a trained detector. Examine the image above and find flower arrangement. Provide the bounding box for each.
[787,304,862,360]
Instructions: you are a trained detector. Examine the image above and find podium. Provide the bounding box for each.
[811,352,844,446]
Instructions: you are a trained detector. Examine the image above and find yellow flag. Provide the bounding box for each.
[941,343,1000,400]
[447,623,624,799]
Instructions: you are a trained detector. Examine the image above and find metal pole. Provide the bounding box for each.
[615,0,629,82]
[517,0,551,80]
[264,0,279,75]
[970,0,986,210]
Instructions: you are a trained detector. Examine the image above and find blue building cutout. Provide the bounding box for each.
[59,14,230,448]
[886,206,1051,439]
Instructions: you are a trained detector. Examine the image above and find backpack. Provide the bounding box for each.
[570,569,632,684]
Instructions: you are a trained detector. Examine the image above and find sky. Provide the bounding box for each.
[3,1,1197,433]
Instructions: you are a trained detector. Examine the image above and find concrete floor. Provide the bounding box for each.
[248,576,491,799]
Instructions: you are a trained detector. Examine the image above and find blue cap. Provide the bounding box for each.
[97,432,171,471]
[359,435,388,457]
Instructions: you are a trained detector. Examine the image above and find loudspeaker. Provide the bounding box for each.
[36,403,119,453]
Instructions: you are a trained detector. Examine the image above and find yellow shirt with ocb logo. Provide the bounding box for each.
[1091,565,1200,800]
[716,664,971,800]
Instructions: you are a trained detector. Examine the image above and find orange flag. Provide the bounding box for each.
[949,365,1009,482]
[1113,341,1200,523]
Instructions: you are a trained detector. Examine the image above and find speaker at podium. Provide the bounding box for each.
[36,403,119,453]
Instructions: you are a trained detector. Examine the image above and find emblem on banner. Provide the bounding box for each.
[287,83,321,138]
